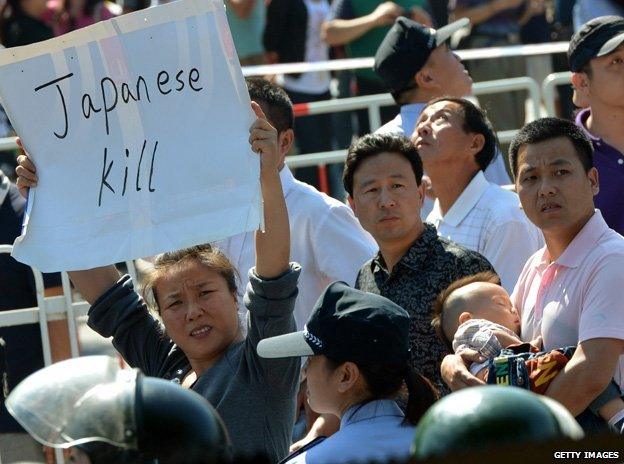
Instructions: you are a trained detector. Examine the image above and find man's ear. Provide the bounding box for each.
[416,179,426,204]
[588,166,600,196]
[279,128,295,158]
[469,133,486,156]
[466,133,485,169]
[336,361,360,394]
[571,72,590,97]
[414,68,434,89]
[347,195,357,214]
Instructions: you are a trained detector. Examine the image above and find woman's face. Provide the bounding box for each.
[304,356,342,415]
[155,259,240,371]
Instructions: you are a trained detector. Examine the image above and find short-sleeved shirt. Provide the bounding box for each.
[575,108,624,236]
[512,210,624,390]
[356,224,495,393]
[427,171,543,293]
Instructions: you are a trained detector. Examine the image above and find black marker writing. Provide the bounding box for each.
[98,140,159,207]
[135,139,146,192]
[148,141,158,192]
[35,66,203,138]
[34,73,74,139]
[99,147,115,207]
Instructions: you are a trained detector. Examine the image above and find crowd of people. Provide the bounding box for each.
[1,0,624,463]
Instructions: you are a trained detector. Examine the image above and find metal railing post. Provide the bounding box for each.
[61,272,80,358]
[542,72,572,117]
[367,104,382,132]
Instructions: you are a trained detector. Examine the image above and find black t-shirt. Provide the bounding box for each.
[0,182,60,432]
[2,13,54,48]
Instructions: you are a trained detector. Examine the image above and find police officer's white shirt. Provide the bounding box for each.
[215,166,377,329]
[285,400,415,464]
[427,171,543,293]
[376,103,512,219]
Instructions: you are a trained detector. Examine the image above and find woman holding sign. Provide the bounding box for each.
[15,102,300,462]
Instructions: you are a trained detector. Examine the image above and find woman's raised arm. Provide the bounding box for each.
[248,101,290,279]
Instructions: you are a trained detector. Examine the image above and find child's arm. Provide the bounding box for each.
[492,328,523,349]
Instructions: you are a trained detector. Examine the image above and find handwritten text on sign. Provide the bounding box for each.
[0,0,261,272]
[35,67,203,206]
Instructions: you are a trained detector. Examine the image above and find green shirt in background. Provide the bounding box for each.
[348,0,426,82]
[226,0,266,60]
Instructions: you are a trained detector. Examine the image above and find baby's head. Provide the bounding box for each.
[432,272,520,350]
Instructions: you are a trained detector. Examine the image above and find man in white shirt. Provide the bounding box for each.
[413,97,542,292]
[373,17,510,217]
[215,77,377,329]
[373,17,510,181]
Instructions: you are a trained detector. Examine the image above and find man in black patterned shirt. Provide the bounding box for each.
[292,133,495,449]
[343,133,495,394]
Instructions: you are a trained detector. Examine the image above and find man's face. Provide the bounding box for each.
[425,43,473,97]
[515,137,598,237]
[349,152,424,248]
[413,100,479,171]
[574,43,624,109]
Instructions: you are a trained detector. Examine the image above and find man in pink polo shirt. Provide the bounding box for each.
[441,117,624,432]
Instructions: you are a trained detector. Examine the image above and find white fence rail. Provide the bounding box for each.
[0,245,136,359]
[243,41,569,77]
[286,76,542,169]
[542,71,573,118]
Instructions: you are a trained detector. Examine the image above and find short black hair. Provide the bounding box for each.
[424,97,498,171]
[343,133,423,197]
[246,77,294,134]
[508,117,594,180]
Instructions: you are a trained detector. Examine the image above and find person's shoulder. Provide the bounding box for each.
[436,235,495,272]
[355,258,376,285]
[375,115,404,136]
[435,233,490,260]
[288,180,351,215]
[481,183,534,224]
[592,229,624,261]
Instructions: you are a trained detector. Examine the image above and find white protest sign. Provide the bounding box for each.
[0,0,262,272]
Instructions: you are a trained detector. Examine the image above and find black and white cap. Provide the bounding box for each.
[257,282,410,365]
[374,16,470,94]
[568,15,624,72]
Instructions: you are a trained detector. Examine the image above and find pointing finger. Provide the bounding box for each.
[251,101,267,121]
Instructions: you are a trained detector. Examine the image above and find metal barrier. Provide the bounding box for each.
[286,76,541,169]
[243,41,569,77]
[542,71,573,118]
[0,255,137,355]
[0,244,53,366]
